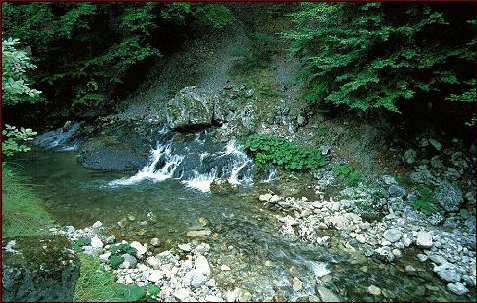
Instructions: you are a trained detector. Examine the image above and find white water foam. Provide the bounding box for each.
[182,168,217,193]
[261,167,278,183]
[109,142,184,186]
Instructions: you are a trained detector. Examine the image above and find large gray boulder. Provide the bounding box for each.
[166,86,219,130]
[210,178,233,195]
[435,180,463,213]
[2,236,80,302]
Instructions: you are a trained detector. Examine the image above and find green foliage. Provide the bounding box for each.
[2,2,233,110]
[410,187,443,215]
[2,37,42,106]
[109,255,125,270]
[74,237,91,247]
[284,3,476,112]
[2,165,55,237]
[110,243,137,256]
[74,254,157,302]
[246,134,326,170]
[2,124,37,156]
[333,163,362,186]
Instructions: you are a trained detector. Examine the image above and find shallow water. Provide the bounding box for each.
[9,133,474,302]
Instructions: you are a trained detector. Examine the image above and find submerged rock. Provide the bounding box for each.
[210,178,233,195]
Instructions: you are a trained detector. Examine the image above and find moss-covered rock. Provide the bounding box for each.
[2,236,80,302]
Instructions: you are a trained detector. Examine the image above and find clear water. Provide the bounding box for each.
[8,131,474,302]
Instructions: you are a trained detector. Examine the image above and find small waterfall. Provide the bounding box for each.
[108,131,255,192]
[261,167,278,183]
[108,141,184,186]
[32,122,81,150]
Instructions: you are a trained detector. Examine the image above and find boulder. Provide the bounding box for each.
[403,149,417,164]
[166,86,218,130]
[129,241,147,259]
[210,178,233,195]
[416,231,433,248]
[120,254,138,269]
[2,236,80,302]
[433,262,461,283]
[447,282,468,296]
[435,181,463,212]
[195,255,211,276]
[383,228,402,243]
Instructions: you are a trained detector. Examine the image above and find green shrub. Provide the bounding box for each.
[109,255,125,270]
[246,134,326,170]
[283,3,475,112]
[74,254,157,302]
[333,163,362,186]
[410,187,442,215]
[110,243,137,256]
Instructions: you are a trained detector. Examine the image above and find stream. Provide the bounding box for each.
[9,126,472,302]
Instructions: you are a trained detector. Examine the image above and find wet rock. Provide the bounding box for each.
[2,236,80,302]
[210,178,233,195]
[429,139,442,151]
[416,231,433,248]
[367,285,381,296]
[435,181,463,213]
[293,277,303,291]
[447,282,468,295]
[195,255,211,276]
[374,246,394,263]
[383,228,402,243]
[433,262,462,283]
[317,286,340,302]
[187,230,211,237]
[404,149,417,164]
[388,185,405,198]
[166,86,217,130]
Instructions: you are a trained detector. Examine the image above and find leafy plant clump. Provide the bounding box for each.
[333,163,362,186]
[246,134,326,170]
[108,243,137,269]
[410,187,443,216]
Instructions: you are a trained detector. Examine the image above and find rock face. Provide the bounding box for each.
[210,178,233,195]
[166,86,219,130]
[435,181,463,212]
[2,236,80,302]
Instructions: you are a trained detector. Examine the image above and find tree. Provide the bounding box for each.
[283,3,476,113]
[2,37,40,155]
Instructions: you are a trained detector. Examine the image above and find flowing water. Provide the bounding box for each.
[9,127,473,302]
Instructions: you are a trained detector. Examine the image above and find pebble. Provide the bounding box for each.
[195,255,211,276]
[150,238,160,247]
[293,277,303,291]
[148,270,165,283]
[90,236,104,248]
[174,288,190,301]
[259,193,273,202]
[367,285,381,296]
[383,228,402,243]
[416,231,433,248]
[355,234,366,243]
[92,221,103,229]
[178,244,192,252]
[417,254,428,262]
[220,265,231,271]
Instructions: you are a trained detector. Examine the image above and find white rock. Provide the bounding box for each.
[174,288,190,301]
[269,195,281,203]
[205,295,224,302]
[146,256,160,269]
[293,277,303,291]
[259,193,273,202]
[183,270,196,286]
[356,234,366,243]
[90,236,104,248]
[130,241,147,259]
[99,252,111,263]
[328,201,341,212]
[191,272,208,288]
[367,285,381,296]
[392,248,402,258]
[150,238,160,247]
[178,244,192,252]
[416,231,433,248]
[195,255,211,276]
[226,288,240,302]
[148,270,165,283]
[92,221,103,229]
[124,275,133,284]
[447,282,468,295]
[221,265,231,271]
